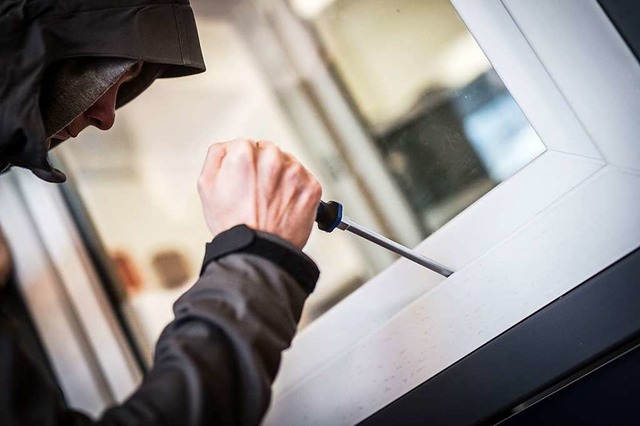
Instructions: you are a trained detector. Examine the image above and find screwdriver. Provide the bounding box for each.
[315,200,454,277]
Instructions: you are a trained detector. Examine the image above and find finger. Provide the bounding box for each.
[200,142,228,182]
[307,173,323,204]
[297,172,323,209]
[257,145,286,225]
[218,141,257,188]
[282,150,298,165]
[281,162,306,213]
[255,139,274,149]
[257,141,284,186]
[225,139,256,164]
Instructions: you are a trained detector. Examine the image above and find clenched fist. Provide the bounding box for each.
[198,139,322,249]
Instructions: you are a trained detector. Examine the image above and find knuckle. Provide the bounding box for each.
[263,143,281,160]
[265,143,281,156]
[285,166,302,184]
[208,141,224,153]
[232,137,253,144]
[284,174,298,186]
[305,181,322,200]
[266,157,282,176]
[290,162,304,175]
[258,139,275,147]
[237,140,255,156]
[311,180,322,199]
[204,143,226,166]
[299,188,313,203]
[228,140,254,163]
[284,152,298,164]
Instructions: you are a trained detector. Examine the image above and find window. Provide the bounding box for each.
[1,0,636,419]
[264,1,640,424]
[55,0,545,353]
[293,0,544,233]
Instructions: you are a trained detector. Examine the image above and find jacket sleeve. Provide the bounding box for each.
[98,227,319,426]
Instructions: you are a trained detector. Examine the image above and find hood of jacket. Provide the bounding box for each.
[0,0,206,182]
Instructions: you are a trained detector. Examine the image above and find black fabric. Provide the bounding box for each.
[201,225,257,272]
[0,275,80,426]
[0,2,319,423]
[501,341,640,425]
[102,251,313,426]
[0,0,206,179]
[202,225,320,294]
[598,0,640,62]
[0,244,317,425]
[0,274,61,395]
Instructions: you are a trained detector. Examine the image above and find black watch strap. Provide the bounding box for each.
[201,225,319,294]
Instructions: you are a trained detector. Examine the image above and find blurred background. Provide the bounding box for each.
[54,0,544,353]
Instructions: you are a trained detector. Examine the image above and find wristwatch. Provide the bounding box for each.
[200,224,319,294]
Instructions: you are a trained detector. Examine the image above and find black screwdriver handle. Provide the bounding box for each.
[315,200,343,233]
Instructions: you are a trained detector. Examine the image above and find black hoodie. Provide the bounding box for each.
[0,0,204,180]
[0,2,319,425]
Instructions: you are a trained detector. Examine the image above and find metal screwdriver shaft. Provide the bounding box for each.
[315,201,453,277]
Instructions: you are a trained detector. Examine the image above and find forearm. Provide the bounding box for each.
[100,138,323,425]
[100,230,318,426]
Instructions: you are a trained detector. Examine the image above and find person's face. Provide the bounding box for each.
[49,61,143,145]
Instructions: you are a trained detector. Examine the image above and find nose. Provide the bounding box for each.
[84,84,119,131]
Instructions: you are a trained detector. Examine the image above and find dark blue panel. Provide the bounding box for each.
[360,248,640,426]
[598,0,640,62]
[501,342,640,425]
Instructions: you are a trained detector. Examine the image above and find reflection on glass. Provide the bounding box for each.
[295,0,545,233]
[56,0,545,348]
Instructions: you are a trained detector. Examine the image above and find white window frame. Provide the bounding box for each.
[265,1,640,424]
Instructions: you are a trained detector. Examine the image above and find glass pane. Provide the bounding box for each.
[292,0,545,232]
[55,0,545,351]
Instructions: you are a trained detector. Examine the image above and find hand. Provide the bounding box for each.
[198,139,322,249]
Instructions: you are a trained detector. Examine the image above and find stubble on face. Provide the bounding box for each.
[49,61,143,147]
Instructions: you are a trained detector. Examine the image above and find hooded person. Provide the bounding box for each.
[0,1,322,425]
[0,0,205,181]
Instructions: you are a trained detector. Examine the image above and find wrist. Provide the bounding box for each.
[201,224,319,294]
